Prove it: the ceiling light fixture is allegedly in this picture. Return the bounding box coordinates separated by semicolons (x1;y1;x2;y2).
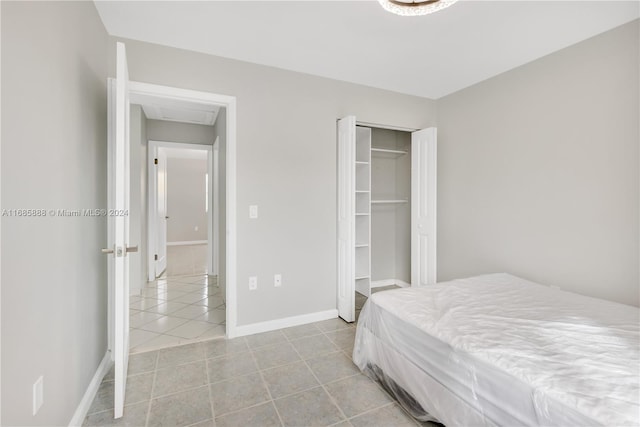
378;0;459;16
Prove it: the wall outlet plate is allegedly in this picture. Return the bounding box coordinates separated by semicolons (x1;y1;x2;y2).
249;276;257;290
274;274;282;287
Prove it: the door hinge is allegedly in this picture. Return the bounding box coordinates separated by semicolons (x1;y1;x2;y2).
154;158;158;165
154;254;158;261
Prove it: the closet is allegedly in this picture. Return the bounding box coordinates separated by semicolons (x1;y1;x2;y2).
337;116;437;322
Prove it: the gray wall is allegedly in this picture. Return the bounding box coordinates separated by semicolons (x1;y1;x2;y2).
113;37;437;325
437;20;640;306
130;104;148;294
370;128;411;284
1;1;109;425
213;108;227;292
167;157;208;242
147;119;215;145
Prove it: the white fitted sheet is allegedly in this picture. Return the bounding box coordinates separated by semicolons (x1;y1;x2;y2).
353;273;640;427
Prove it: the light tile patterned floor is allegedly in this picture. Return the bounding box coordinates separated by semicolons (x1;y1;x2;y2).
85;317;432;427
129;245;225;353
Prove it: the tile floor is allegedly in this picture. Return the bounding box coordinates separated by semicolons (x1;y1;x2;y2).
129;245;225;353
85;317;432;427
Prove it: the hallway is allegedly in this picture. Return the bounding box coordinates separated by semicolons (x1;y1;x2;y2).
129;244;225;353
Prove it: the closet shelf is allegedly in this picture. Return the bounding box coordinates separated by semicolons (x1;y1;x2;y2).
355;275;370;280
355;244;369;248
371;199;409;204
355;190;370;193
355;213;370;216
355;161;369;165
371;148;408;157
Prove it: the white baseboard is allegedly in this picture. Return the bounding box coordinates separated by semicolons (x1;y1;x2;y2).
371;279;411;288
68;351;112;426
167;240;207;246
233;309;338;338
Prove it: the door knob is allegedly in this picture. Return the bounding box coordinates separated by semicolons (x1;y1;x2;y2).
165;216;170;219
126;245;138;253
101;246;122;256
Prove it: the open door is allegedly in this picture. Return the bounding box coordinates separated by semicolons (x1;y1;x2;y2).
337;116;356;322
411;127;437;286
155;148;168;277
106;41;134;419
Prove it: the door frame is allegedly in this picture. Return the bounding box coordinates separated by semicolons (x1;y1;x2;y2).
147;140;213;281
212;137;220;276
128;80;238;338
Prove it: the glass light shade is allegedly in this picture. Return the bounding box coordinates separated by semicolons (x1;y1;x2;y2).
378;0;459;16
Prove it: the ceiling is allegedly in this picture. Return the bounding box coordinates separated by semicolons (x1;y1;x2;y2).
131;90;220;126
95;1;639;99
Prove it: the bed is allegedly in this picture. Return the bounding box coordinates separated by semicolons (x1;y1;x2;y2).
353;273;640;426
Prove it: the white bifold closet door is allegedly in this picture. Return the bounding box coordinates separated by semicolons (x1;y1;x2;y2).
411;128;437;287
337;116;356;322
337;117;437;322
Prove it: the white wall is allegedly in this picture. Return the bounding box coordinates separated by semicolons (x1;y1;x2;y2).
113;37;437;325
437;20;640;306
129;104;148;294
1;2;109;425
166;157;208;243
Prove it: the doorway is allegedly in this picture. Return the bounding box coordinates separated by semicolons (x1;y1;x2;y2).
127;108;227;352
114;80;238;355
148;141;214;281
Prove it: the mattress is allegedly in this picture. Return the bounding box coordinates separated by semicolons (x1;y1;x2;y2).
353;273;640;427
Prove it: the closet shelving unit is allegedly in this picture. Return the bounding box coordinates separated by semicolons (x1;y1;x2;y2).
351;126;411;297
370;144;409;206
354;127;372;296
371;199;408;204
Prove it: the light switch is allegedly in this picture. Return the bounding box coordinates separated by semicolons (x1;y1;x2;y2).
274;274;282;287
249;205;258;219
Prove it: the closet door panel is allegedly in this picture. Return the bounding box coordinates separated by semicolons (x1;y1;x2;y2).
337;116;356;322
411;127;437;286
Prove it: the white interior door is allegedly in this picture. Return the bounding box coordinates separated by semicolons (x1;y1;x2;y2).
156;148;168;276
411;127;437;286
337;116;356;322
111;41;132;419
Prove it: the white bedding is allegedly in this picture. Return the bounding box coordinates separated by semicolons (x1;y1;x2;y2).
353;273;640;426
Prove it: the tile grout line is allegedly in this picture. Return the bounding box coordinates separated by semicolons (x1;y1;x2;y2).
337;310;417;424
204;344;218;426
143;351;160;427
316;319;404;422
283;329;351;425
346;400;397;423
247;333;286;427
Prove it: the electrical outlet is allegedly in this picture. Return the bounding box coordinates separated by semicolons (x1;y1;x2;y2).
249;276;257;290
274;274;282;287
33;376;43;415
